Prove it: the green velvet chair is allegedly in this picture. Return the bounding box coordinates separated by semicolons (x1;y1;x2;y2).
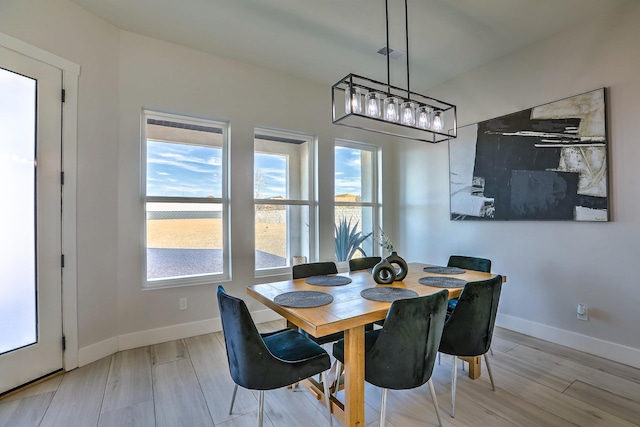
446;255;492;311
438;275;502;417
348;256;382;272
217;286;334;427
332;290;449;427
292;261;338;280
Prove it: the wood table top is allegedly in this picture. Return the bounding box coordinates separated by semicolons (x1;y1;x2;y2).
247;262;502;338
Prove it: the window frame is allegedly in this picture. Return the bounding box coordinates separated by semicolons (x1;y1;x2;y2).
334;139;381;260
254;127;317;277
141;110;230;289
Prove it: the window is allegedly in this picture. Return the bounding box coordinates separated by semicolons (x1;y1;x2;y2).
254;128;315;274
334;140;379;261
143;111;229;287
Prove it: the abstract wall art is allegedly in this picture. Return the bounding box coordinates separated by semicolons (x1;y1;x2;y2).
449;88;609;221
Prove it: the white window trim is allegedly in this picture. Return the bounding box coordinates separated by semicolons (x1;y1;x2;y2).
334;139;381;258
141;110;230;289
254;127;317;277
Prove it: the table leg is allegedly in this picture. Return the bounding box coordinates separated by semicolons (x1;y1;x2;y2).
344;325;365;427
459;356;481;379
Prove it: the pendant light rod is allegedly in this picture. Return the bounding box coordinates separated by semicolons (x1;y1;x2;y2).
404;0;410;99
385;0;391;94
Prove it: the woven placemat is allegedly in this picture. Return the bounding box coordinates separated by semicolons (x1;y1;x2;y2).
418;277;467;288
423;266;466;275
305;275;352;286
360;287;419;302
274;291;334;308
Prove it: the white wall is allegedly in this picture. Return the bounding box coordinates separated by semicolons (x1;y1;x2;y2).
396;1;640;367
11;0;637;369
1;0;401;364
115;31;397;341
0;0;120;351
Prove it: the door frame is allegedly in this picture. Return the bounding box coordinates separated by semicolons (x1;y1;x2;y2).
0;32;80;371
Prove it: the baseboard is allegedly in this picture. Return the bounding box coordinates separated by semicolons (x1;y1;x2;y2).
496;313;640;369
78;336;119;367
77;309;284;367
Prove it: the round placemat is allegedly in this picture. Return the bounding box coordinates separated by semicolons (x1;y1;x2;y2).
274;291;334;308
305;275;352;286
418;277;467;288
423;266;466;275
360;287;419;302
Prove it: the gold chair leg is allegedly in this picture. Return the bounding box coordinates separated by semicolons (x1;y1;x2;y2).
258;390;264;427
484;352;495;391
322;371;334;427
451;355;457;417
229;384;238;414
380;388;388;427
428;378;442;427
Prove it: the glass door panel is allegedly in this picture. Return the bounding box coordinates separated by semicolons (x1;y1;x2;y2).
0;68;37;355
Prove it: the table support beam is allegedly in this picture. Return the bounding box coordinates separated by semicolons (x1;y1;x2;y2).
344;326;365;426
460;356;481;379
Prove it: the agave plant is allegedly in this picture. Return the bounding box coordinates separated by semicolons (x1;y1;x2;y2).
335;217;373;262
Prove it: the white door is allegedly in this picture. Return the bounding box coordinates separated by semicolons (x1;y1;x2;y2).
0;45;63;394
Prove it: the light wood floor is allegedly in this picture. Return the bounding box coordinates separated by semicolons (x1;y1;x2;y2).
2;323;639;427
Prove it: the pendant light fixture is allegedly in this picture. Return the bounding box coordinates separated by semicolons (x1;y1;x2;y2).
331;0;457;143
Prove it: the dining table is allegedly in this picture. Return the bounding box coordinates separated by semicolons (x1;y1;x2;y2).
247;262;505;427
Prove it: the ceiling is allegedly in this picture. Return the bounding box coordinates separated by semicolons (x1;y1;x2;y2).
71;0;627;92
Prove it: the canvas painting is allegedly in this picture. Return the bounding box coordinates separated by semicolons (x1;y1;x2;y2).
449;88;608;221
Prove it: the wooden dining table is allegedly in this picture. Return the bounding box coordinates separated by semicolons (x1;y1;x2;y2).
247;262;504;427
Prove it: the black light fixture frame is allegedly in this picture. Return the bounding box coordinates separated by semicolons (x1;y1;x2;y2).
331;0;457;143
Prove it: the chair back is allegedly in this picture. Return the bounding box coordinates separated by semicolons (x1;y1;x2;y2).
448;255;491;273
439;275;502;357
292;262;338;279
348;256;382;272
217;286;279;389
365;290;449;390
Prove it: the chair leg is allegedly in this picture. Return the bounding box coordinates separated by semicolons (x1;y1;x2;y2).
451;355;457;417
229;384;238;414
438;352;441;365
484;352;496;391
380;388;388;427
258;390;264;427
322;371;334;427
428;378;442;427
332;360;343;392
490;346;494;356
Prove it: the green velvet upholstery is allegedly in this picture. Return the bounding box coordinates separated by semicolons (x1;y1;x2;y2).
446;255;492;311
217;286;331;390
447;255;491;273
333;290;449;389
438;275;502;357
437;275;501;417
292;261;338;279
348;256;382;272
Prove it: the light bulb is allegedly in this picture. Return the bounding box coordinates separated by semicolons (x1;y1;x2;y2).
401;102;416;126
344;86;362;114
432;111;444;132
416;106;433;129
383;96;400;122
366;92;382;118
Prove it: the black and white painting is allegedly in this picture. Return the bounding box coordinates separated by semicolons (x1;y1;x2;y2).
449;88;609;221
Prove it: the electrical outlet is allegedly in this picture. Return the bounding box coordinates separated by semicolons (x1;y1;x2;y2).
179;298;188;310
577;304;588;321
